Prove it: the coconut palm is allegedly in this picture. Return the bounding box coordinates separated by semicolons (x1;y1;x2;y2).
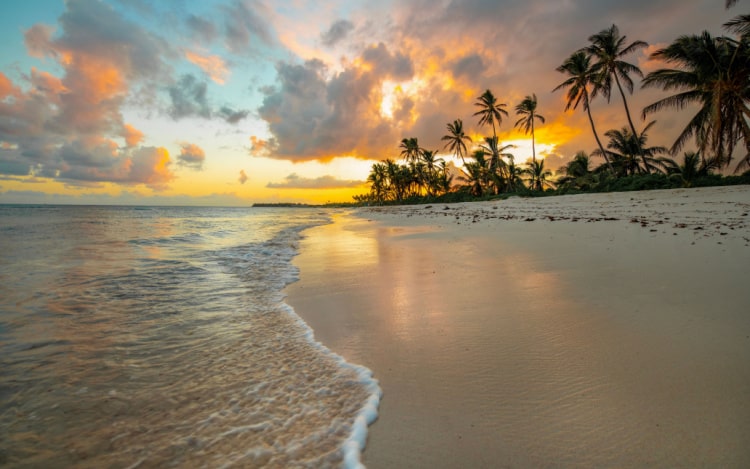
523;159;554;191
594;121;667;176
585;24;649;165
480;136;516;193
420;149;444;196
367;162;388;203
458;150;490;196
514;94;546;165
724;14;750;37
665;151;722;187
557;151;599;190
505;157;526;193
554;51;613;171
641;32;750;170
399;137;422;164
473;89;508;139
383;159;410;201
435;160;454;194
441;119;472;165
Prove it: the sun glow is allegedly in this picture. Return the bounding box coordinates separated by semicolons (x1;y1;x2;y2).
379;78;426;121
503;139;558;162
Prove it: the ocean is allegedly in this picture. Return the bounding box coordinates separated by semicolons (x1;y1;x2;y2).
0;205;380;468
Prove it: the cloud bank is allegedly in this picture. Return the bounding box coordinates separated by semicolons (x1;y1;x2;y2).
267;173;364;189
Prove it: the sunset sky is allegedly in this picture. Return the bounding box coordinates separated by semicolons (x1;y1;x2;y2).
0;0;740;205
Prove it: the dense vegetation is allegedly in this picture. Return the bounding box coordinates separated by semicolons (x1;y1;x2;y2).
355;10;750;205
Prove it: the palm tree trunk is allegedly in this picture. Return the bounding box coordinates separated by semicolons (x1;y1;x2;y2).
585;95;614;173
613;74;649;173
531;119;536;165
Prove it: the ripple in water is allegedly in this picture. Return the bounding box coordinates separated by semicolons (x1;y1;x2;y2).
0;206;380;468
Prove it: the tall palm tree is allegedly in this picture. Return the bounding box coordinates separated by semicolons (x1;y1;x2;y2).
441;119;472;165
399;137;422;164
641;32;750;170
585;24;649;163
554;51;613;171
473;89;508;139
514;94;546;165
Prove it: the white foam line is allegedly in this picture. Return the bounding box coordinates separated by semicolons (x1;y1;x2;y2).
279;302;382;469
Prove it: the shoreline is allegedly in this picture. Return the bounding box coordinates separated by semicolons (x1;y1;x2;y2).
286;185;750;467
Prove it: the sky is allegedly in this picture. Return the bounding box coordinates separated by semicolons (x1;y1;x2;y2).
0;0;742;205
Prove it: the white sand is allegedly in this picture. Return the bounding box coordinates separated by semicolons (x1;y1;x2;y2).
286;186;750;468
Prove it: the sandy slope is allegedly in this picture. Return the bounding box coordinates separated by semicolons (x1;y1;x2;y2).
287;185;750;468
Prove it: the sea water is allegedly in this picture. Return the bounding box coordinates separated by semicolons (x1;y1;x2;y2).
0;205;380;468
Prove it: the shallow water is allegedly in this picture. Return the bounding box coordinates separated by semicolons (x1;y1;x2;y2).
0;205;378;468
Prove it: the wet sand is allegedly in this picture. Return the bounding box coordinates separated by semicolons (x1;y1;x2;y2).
286;186;750;468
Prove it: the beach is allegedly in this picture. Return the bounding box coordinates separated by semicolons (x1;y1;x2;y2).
286;185;750;468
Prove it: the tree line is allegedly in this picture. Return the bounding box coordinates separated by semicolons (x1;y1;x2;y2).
356;9;749;204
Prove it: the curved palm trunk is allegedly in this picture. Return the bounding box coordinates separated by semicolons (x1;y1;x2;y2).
613;73;649;172
585;94;614;173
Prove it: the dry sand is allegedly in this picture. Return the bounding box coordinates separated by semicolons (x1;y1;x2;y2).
286;185;750;468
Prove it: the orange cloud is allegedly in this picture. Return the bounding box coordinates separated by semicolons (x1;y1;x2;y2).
0;72;21;99
185;50;229;84
122;124;144;147
30;68;68;104
250;136;272;156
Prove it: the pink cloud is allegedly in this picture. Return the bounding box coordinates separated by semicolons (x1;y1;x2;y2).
122;124;144;147
185;50;229;84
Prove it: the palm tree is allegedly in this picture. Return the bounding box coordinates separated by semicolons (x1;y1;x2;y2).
441;119;472;164
420;149;444;196
435;160;454;194
585;24;648;162
523;159;554;192
399;137;422;164
367;162;388;203
594;121;667;176
383;159;409;201
557;151;599;190
480;136;515;193
641;32;750;171
473;89;508;139
458;150;489;196
514;94;546;165
505;157;526;192
665;151;721;187
554;51;613;171
724;14;750;37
